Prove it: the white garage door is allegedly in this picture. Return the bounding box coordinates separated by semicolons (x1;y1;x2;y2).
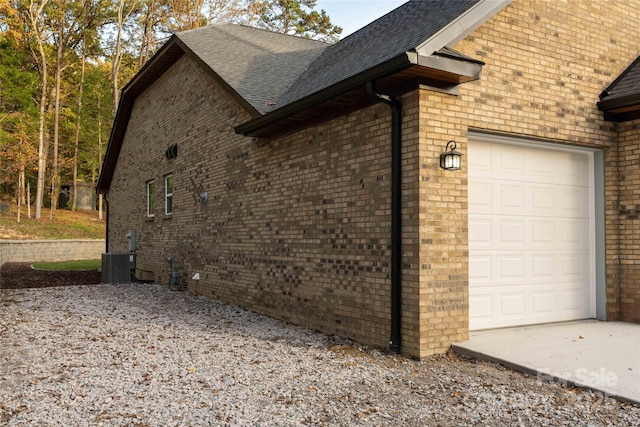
468;138;595;330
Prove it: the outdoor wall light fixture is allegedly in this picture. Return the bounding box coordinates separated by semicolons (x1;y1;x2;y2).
440;140;462;171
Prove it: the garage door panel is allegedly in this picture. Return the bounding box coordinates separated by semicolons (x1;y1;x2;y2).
468;181;493;212
557;153;590;186
472;251;590;285
499;184;526;211
528;150;555;182
557;219;590;248
498;219;526;247
469;294;493;322
470;282;592;330
530;220;556;247
500;293;526;317
531;186;556;212
499;256;526;282
556;283;592;313
469;255;492;283
531;254;555;279
468;218;492;247
470;181;588;219
470;216;587;250
555;187;590;218
468;143;493;173
497;145;526;176
468;141;590;185
469;139;595;330
532;291;555;314
557;253;590;281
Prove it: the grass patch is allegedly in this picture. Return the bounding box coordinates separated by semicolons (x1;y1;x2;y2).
0;207;105;240
32;259;102;271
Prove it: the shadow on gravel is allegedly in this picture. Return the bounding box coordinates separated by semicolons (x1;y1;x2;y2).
0;262;101;289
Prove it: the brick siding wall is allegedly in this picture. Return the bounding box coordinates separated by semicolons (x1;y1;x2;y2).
108;54;417;354
616;119;640;322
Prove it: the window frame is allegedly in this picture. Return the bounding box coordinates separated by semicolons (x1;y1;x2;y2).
146;180;155;217
165;175;173;216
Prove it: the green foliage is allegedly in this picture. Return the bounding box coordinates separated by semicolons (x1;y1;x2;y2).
251;0;342;42
0;37;39;116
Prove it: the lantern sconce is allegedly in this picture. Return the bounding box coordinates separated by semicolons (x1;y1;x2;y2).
440;140;462;171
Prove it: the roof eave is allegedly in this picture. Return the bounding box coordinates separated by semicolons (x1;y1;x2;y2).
597;93;640;112
417;53;483;82
234;53;415;136
234;51;483;137
598;94;640;122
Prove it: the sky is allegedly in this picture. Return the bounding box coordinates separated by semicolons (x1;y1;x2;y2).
316;0;409;37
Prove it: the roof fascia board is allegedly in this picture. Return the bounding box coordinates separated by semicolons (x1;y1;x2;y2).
122;35;182;95
235;53;414;135
417;54;483;81
173;37;261;118
598;93;640;113
415;0;512;56
97;93;133;193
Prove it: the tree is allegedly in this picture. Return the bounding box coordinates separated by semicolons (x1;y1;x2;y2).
71;0;106;210
0;36;39;216
23;0;51;220
136;0;168;68
249;0;341;42
48;0;107;214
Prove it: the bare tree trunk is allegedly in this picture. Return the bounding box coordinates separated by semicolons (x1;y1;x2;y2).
112;0;139;111
17;167;24;223
72;43;86;211
27;182;31;219
112;0;124;113
30;0;51;221
97;89;104;220
50;24;65;219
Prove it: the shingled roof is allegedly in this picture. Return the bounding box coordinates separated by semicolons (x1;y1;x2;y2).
279;0;484;107
98;0;511;193
598;55;640;122
177;25;327;115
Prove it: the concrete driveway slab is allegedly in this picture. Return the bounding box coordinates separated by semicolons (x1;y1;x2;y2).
453;321;640;405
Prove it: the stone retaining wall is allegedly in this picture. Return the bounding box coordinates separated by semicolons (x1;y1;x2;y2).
0;240;105;264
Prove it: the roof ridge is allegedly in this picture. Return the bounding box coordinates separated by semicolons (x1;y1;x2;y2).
177;22;330;47
176;22;230;36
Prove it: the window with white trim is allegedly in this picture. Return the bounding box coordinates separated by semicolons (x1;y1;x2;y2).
165;175;173;215
147;180;155;217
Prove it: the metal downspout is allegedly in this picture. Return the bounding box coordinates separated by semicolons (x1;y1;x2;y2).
366;81;402;354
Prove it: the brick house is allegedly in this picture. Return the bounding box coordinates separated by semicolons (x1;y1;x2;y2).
98;0;640;359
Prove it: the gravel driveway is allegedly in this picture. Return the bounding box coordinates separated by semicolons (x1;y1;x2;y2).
1;284;637;426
